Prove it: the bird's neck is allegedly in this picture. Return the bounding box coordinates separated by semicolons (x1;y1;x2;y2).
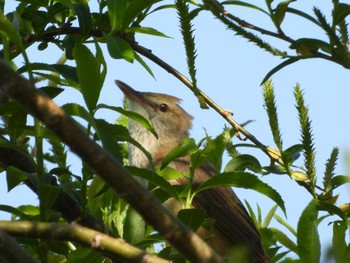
128;120;187;168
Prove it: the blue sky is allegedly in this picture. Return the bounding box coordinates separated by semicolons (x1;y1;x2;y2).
1;1;349;261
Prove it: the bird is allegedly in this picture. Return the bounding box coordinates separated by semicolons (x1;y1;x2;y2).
116;80;268;262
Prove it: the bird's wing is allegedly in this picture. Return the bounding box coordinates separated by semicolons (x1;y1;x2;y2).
171;158;267;262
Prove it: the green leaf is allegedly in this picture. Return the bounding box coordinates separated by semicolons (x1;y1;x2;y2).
224;154;263;173
124;208;146;245
73;0;92;36
177;208;207;231
17;63;78;83
67;247;104;263
135;53;155;79
297;200;320;263
333;3;350;26
331;175;350;189
332;220;349;263
273;0;295;27
97;103;157;138
94;119;124;161
315;200;345;220
38;86;64;98
126;26;170;38
6;166;29;192
274;214;297;237
161;138;197;169
281;144;303;165
38;184;62;211
73;44;103;112
108;0;127;33
122;0;161;28
290;38;332;55
195;172;286;215
0;205;35;220
127;166;180;200
262;204;278;228
270;227;297;250
221;1;269;15
261;57;300;85
61;103;94;124
105;34;134;62
0;11;23;48
287;8;320;26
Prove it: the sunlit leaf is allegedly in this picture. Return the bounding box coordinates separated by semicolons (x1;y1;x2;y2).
107;0;127;33
224;154;263;173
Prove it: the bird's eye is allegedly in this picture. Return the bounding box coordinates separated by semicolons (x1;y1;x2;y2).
159;103;168;112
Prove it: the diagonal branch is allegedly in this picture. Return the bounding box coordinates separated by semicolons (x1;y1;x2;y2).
0;60;220;263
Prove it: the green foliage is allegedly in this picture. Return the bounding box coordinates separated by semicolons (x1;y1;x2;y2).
0;0;349;262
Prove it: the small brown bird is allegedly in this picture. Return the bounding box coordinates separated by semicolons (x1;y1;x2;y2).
116;80;268;262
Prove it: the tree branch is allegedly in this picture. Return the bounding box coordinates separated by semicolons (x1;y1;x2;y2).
0;221;168;263
0;61;221;263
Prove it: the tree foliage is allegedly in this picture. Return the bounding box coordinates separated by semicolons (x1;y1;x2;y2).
0;0;349;262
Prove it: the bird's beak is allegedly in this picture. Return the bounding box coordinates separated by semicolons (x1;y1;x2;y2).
115;80;153;109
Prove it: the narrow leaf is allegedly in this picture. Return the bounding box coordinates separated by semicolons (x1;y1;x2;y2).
332;220;348;263
261;57;300;85
126;27;170;38
73;44;103;112
108;0;127;33
97;103;157;138
73;1;92;36
297;200;320;263
333;3;350;26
